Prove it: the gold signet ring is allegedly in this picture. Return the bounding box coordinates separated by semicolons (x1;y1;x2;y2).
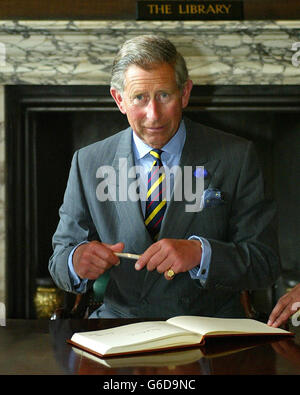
166;269;175;278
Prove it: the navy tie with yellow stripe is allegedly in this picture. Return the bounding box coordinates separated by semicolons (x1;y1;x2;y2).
144;149;167;240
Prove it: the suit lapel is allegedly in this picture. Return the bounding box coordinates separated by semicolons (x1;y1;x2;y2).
110;128;152;254
159;158;220;240
109;121;222;299
159;120;220;240
141;120;221;298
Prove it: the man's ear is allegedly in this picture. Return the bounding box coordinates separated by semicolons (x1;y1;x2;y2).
110;88;126;114
181;79;193;109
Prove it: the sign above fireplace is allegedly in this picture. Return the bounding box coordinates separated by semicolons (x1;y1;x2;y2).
0;0;299;21
136;1;244;21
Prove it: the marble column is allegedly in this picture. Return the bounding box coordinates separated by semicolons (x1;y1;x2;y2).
0;85;5;304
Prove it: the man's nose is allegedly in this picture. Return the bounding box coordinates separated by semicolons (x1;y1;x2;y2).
146;99;161;121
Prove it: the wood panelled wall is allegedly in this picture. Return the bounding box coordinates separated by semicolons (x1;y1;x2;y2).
0;0;299;20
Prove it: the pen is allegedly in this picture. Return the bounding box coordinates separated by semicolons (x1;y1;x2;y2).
114;252;141;261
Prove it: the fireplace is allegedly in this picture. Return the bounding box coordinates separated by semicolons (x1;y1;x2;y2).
1;19;300;318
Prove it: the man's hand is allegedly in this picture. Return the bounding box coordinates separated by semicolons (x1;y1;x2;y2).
135;239;202;280
268;283;300;327
73;241;124;280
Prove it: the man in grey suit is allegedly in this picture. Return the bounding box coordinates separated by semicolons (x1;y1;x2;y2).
49;35;280;319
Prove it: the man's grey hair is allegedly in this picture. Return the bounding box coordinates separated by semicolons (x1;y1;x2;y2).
110;35;189;92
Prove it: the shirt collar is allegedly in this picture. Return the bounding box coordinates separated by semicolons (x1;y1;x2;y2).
132;119;186;160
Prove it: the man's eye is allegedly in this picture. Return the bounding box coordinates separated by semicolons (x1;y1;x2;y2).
133;94;147;105
159;92;170;102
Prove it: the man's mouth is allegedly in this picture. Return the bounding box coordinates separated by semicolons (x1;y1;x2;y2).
144;125;165;132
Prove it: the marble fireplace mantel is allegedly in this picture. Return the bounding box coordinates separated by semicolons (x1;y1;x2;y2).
0;20;300;85
0;19;300;305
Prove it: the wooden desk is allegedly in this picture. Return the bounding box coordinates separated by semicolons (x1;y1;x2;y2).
1;319;300;376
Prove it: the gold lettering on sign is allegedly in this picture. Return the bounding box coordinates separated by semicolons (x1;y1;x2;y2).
206;4;216;14
147;4;173;15
179;3;232;15
222;4;232;14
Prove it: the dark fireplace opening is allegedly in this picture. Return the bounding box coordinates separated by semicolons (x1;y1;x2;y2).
5;85;300;318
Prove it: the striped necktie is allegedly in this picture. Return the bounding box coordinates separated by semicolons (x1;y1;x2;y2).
144;149;167;240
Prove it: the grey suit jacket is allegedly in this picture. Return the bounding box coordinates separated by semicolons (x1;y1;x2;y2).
49;118;280;318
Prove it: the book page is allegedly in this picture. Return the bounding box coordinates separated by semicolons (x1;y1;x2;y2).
71;321;202;355
167;316;291;336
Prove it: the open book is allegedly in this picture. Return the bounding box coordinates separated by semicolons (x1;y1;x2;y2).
68;315;293;358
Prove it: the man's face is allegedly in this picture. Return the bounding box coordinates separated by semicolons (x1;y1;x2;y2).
111;62;193;149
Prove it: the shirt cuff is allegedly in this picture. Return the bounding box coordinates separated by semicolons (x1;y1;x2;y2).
188;236;212;286
68;241;89;292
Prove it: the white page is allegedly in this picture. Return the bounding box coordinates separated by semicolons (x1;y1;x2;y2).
71;321;202;355
167;316;290;336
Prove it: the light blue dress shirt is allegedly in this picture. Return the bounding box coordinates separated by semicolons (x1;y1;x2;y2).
68;120;211;290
